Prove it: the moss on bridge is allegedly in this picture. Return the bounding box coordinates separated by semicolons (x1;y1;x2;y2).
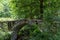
0;18;15;22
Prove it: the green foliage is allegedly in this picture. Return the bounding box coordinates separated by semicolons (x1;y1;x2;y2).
0;0;60;40
9;0;40;19
0;30;11;40
0;0;11;18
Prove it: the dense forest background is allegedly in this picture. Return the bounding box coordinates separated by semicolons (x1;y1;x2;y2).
0;0;60;40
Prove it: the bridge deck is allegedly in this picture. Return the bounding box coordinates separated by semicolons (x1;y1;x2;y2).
0;18;16;22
